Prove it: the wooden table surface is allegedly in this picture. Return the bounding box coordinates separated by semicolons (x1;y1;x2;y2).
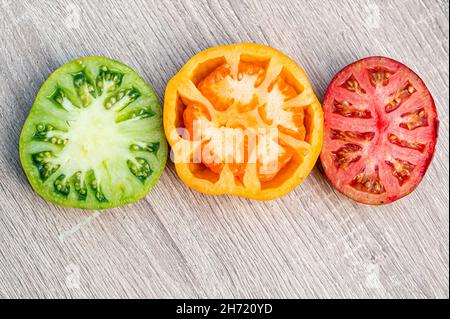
0;0;448;299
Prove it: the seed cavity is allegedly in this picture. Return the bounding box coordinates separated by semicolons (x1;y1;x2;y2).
104;87;141;111
33;124;68;146
54;174;70;196
351;169;385;194
330;129;375;142
385;81;416;113
33;123;53;139
127;157;153;182
73;71;96;107
96;66;124;96
388;133;426;153
332;100;372;118
369;68;393;87
32;151;60;181
49;137;66;145
385;158;416;186
50;88;69;109
49;87;81;112
147;142;160;154
342;75;366;94
84;171;108;202
332;143;363;169
400;108;428;130
116;107;155;123
70;171;87;200
129;142;160;154
95;191;107;202
52;90;64;105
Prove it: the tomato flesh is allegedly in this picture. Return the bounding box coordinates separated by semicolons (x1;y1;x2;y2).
320;56;438;205
183;62;305;182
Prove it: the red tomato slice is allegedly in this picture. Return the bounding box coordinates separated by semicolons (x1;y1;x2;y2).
320;56;439;205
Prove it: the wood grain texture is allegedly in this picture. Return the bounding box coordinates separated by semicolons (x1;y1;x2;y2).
0;0;448;299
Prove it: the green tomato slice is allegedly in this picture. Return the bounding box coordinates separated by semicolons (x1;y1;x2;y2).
20;57;168;209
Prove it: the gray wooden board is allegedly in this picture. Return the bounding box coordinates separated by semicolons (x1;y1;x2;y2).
0;0;448;299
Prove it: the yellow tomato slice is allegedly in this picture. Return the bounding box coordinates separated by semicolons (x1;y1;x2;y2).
164;44;323;200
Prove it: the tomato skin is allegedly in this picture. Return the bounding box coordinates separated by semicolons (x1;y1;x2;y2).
320;56;439;205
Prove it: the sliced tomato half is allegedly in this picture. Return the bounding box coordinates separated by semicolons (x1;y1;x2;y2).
320;56;439;205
